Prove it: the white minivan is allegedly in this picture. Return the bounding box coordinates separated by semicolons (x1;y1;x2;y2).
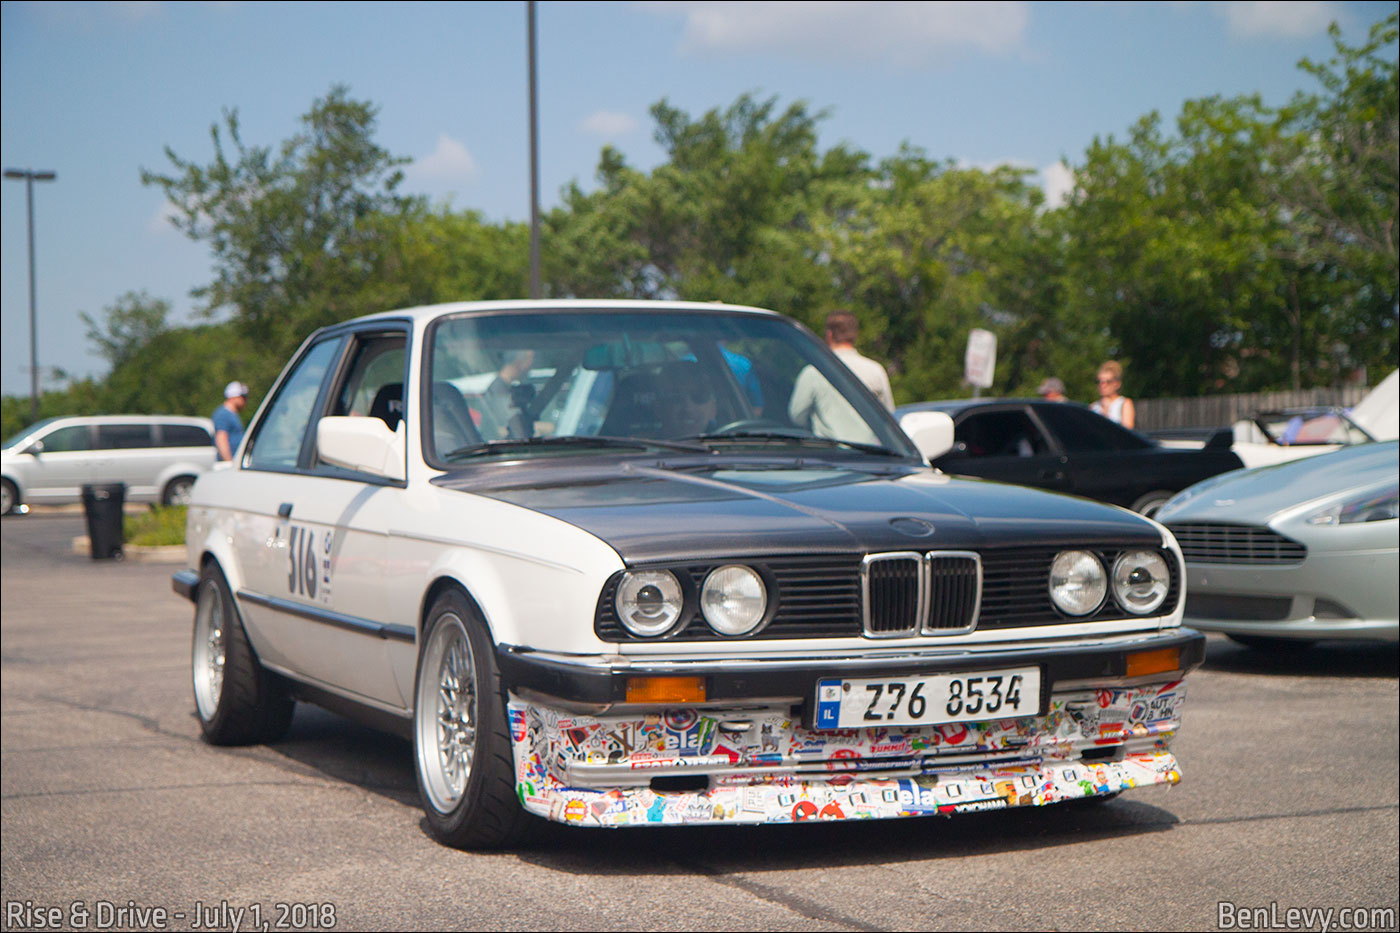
2;415;216;514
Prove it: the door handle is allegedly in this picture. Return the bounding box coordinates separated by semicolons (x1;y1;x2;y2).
278;502;293;519
1039;470;1065;481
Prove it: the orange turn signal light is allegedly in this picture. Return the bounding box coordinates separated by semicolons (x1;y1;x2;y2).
626;676;706;704
1126;647;1181;679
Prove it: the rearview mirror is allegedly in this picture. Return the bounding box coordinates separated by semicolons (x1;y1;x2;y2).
899;411;956;462
317;416;406;482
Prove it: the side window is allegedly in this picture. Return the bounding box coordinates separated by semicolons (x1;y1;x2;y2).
246;339;341;471
331;334;407;430
37;425;93;452
157;424;213;447
96;424;154;450
1038;405;1135;452
955;410;1049;458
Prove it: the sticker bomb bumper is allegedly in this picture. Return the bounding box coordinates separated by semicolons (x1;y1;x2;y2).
509;682;1185;826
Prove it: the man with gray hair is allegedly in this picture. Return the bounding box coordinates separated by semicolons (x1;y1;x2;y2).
1037;377;1067;402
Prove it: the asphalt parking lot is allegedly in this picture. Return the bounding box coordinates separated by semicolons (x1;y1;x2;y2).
2;512;1397;932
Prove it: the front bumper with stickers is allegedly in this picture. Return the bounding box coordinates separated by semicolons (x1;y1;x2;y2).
507;632;1199;827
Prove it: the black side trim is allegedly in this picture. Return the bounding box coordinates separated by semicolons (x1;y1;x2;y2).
284;679;412;740
237;590;416;643
172;569;199;603
498;629;1207;706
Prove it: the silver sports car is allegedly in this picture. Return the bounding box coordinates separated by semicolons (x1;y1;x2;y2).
1158;440;1398;647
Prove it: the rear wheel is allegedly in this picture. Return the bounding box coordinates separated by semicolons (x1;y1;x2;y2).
413;589;535;849
162;475;196;506
192;563;294;744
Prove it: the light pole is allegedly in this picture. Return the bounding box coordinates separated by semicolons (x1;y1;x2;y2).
526;0;541;299
4;167;57;423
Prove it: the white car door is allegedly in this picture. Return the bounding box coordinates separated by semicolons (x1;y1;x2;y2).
232;328;412;711
93;422;164;498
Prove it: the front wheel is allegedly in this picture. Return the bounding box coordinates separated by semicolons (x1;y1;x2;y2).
1130;490;1174;518
413;590;535;849
1;479;16;516
192;563;294;745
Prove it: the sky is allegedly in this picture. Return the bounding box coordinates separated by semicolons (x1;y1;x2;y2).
2;0;1396;397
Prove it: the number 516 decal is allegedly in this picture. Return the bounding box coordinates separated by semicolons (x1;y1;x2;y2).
287;525;329;599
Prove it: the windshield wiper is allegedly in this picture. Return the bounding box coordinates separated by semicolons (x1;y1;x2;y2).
442;435;710;462
686;430;907;458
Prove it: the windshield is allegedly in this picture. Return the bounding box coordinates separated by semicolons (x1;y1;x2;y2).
425;309;917;464
2;417;59;451
1255;411;1372;446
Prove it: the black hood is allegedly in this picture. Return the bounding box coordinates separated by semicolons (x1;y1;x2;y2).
433;458;1161;564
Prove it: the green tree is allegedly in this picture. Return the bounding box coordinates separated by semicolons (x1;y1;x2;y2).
1269;12;1399;384
546;95;863;325
80;291;171;370
813;149;1069;401
100;323;264;419
141;85;420;359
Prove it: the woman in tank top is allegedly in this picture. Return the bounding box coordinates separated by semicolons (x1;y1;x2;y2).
1091;360;1136;428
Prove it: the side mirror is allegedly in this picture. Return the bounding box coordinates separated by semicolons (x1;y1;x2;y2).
317;416;406;482
899;411;956;462
24;440;44;456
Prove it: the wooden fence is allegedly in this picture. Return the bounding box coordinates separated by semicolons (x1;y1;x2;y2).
1135;386;1372;432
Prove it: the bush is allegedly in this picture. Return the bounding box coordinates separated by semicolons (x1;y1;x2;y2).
124;505;187;547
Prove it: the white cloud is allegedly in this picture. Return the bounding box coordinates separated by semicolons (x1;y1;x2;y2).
1040;162;1075;208
1217;1;1340;38
408;134;479;182
641;1;1029;65
580;110;640;138
951;158;1076;209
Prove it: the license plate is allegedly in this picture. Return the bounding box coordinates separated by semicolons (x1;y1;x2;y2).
814;667;1041;730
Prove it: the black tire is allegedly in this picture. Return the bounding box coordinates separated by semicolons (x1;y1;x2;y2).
1227;634;1316;651
191;562;295;745
162;475;197;506
1129;490;1174;518
413;589;536;849
1;478;17;516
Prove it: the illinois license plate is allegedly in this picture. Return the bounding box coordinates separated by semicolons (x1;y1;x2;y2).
814;667;1041;730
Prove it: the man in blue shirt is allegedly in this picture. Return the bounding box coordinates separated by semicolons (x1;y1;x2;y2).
213;380;249;461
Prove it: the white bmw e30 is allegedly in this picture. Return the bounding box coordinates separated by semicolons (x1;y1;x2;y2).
173;299;1203;848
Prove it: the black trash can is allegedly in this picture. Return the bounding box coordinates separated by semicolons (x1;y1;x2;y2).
82;482;126;560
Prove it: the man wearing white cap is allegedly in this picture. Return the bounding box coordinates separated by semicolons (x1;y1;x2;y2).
213;380;249;461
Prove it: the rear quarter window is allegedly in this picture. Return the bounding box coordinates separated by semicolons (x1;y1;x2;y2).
157;424;213;447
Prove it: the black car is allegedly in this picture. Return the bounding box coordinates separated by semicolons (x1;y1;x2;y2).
896;398;1243;516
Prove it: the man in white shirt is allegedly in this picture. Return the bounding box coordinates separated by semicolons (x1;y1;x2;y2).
822;309;894;410
788;309;893;445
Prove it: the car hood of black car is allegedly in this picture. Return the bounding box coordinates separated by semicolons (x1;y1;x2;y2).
434;458;1163;563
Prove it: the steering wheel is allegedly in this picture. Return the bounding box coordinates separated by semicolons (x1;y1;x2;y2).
708;418;802;436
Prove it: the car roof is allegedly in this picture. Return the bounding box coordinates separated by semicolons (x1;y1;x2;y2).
29;414;212;426
339;298;787;328
896;398;1080;415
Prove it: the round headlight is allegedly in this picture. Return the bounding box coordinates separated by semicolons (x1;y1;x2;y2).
1112;550;1170;615
615;570;684;637
700;565;767;635
1049;550;1107;616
